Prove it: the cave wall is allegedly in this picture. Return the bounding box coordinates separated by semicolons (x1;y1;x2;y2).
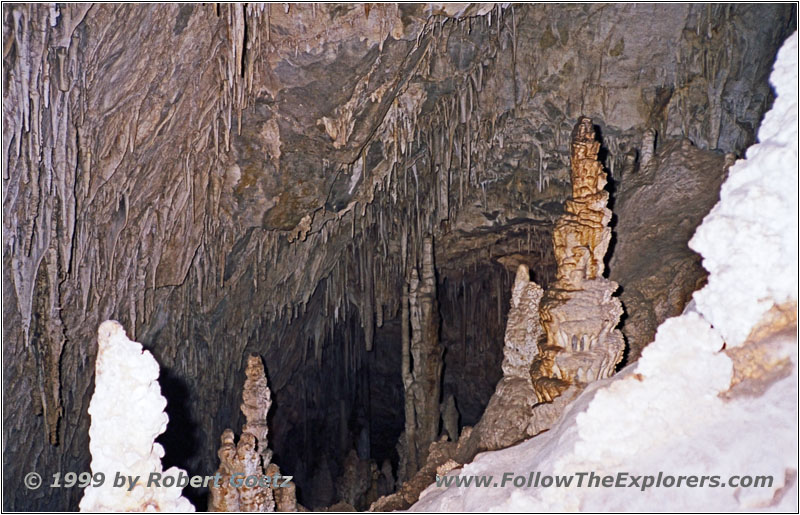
3;3;795;510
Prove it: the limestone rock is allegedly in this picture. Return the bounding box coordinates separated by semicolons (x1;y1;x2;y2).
210;355;298;512
449;262;545;461
2;4;794;511
501;265;545;378
266;462;298;513
471;377;537;451
609;138;729;362
370;438;458;512
410;32;799;513
439;394;459;443
336;450;372;510
402;235;444;477
236;433;273;512
689;29;799;348
241;354;273;464
208;429;241;512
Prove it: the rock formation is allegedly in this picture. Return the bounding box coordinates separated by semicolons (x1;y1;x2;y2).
2;4;795;511
400;235;444;481
609;138;729;362
461;265;544;454
241;355;273;466
336;449;372;510
532;117;625;402
209;355;297;512
460;118;625;461
410;30;798;513
79;321;194;512
502;265;546;379
371;429;474;512
439;394;459;443
374;123;628;503
267;462;298;513
208;429;241;512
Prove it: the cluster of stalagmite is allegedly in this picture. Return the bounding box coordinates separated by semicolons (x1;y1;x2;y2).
376;118;627;510
445;117;626;467
413;34;799;511
79;321;194;512
370;122;627;506
209;355;297;512
532;117;625;402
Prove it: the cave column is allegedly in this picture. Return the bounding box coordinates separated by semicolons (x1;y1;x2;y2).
401;235;443;480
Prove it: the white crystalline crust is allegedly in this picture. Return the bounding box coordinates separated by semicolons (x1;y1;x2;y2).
689;31;798;348
411;32;798;513
79;320;194;512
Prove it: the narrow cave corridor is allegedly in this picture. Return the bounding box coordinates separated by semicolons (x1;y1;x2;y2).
2;3;797;512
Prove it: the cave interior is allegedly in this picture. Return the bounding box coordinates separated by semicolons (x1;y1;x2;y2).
2;3;797;511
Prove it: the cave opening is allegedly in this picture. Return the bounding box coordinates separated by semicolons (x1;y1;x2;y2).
3;3;796;512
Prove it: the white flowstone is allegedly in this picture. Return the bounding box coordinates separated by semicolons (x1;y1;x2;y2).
689;31;798;348
79;320;194;512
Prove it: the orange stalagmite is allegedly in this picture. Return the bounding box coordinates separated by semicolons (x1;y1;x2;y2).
451;117;627;465
533;116;624;403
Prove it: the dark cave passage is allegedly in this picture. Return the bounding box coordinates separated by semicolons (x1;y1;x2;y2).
151;239;558;510
219;254;557;510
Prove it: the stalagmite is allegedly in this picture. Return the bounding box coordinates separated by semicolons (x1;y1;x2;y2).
209;355;298;512
461;264;545;454
209;429;241;512
439;394;459;443
234;433;271;512
530;116;624;421
79;321;194;512
411;33;798;512
639;128;657;169
448;117;624;466
399;264;417;483
4;4;793;512
267;463;298;512
336;449;372;509
241;354;273;465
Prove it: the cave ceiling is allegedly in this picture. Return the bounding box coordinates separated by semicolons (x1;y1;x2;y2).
2;2;795;511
